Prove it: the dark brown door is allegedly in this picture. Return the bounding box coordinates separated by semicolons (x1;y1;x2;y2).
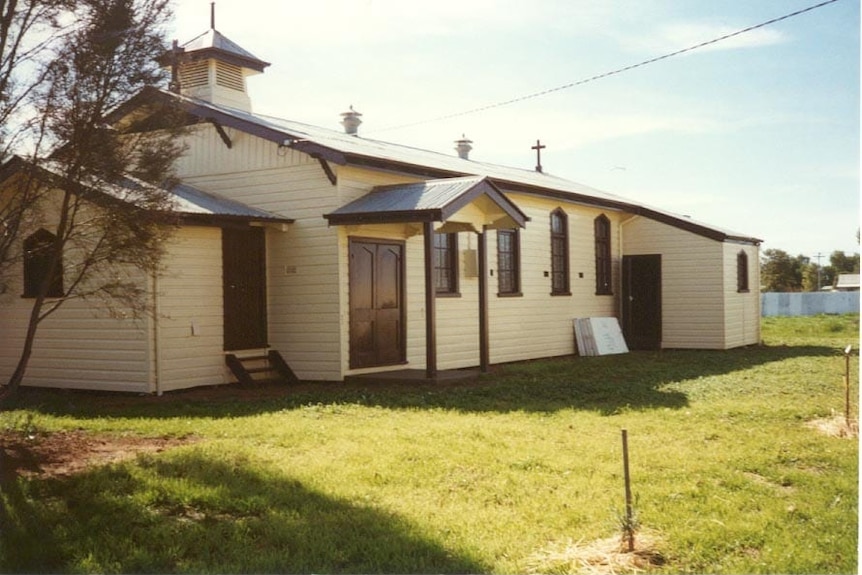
349;239;405;369
223;227;267;351
622;254;662;350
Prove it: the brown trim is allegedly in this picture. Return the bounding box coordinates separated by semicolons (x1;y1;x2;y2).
423;222;437;378
317;158;337;186
208;118;232;149
478;227;489;373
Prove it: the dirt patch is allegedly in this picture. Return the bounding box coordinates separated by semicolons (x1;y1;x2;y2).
806;414;858;438
524;530;666;574
0;430;196;483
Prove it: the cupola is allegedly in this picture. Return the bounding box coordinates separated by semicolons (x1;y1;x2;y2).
161;6;269;112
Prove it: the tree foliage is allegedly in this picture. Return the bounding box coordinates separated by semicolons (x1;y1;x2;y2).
762;248;860;292
0;0;185;399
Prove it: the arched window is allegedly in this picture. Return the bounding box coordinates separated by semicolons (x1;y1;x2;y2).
23;229;63;298
594;214;612;295
737;250;749;293
550;209;569;295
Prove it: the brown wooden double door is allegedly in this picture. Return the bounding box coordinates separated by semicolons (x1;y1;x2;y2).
349;239;405;369
223;227;268;351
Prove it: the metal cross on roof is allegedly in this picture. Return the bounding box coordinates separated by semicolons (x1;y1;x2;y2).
532;139;546;173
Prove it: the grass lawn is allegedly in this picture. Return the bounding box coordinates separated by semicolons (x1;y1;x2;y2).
1;314;858;573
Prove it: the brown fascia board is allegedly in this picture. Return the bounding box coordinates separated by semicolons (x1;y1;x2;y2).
324;210;441;226
178;212;293;227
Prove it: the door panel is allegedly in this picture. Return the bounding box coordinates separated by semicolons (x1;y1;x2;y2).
622;254;662;350
223;227;267;351
349;240;405;369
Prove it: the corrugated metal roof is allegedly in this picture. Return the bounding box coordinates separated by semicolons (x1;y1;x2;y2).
326;175;528;226
123;89;762;244
0;156;291;224
169;182;291;222
336;177;484;214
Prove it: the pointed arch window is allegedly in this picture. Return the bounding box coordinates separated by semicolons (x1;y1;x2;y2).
23;229;63;298
737;250;749;293
594;214;612;295
550;208;570;295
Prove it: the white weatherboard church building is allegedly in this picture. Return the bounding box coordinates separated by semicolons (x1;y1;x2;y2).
0;24;762;394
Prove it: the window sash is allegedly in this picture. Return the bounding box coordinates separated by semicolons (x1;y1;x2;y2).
595;215;612;295
434;232;458;294
497;229;520;294
550;210;569;294
737;251;749;292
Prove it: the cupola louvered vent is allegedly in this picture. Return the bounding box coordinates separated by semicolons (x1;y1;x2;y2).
180;60;209;89
216;61;244;91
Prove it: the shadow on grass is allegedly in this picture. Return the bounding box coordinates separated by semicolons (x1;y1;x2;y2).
7;344;848;419
0;450;487;574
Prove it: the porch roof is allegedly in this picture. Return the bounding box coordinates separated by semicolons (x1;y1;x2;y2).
170;182;293;224
323;175;528;228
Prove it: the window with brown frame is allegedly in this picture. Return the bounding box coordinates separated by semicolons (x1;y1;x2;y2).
594;214;612;295
434;232;459;295
737;250;749;292
550;209;570;295
23;228;63;298
497;229;521;295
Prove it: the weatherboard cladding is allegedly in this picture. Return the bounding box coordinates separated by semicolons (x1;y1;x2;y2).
117;88;760;245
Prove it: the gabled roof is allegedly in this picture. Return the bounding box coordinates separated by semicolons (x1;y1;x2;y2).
324;175;528;227
111;88;761;245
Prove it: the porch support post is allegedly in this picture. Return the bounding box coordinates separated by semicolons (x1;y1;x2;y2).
478;226;490;372
423;221;437;379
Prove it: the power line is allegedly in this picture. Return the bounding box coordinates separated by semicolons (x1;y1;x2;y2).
371;0;842;134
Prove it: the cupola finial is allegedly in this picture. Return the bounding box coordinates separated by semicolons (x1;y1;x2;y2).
210;2;215;29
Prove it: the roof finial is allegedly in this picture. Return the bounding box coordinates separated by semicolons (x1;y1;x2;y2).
210;2;215;29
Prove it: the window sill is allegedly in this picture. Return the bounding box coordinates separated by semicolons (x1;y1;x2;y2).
595;291;614;296
435;292;462;298
497;292;523;298
550;291;572;297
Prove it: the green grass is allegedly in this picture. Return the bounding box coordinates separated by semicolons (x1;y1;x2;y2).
1;314;858;573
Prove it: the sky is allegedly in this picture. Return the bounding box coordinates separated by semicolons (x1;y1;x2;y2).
168;0;860;261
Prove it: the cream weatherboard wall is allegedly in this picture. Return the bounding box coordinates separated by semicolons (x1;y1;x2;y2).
0;190;152;392
487;194;621;364
153;226;227;392
331;183;626;377
174;123;346;381
722;241;761;348
620;215;758;349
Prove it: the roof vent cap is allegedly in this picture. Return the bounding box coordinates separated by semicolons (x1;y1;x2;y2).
454;134;473;160
341;106;362;135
